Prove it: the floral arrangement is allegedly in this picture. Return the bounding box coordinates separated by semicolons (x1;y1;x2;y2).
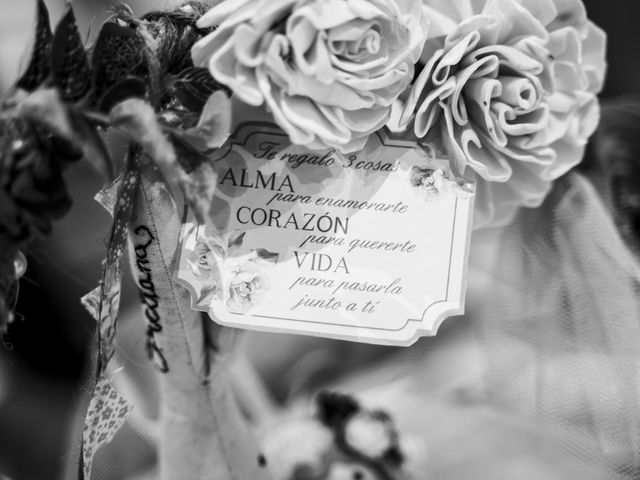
184;227;279;313
0;1;231;332
0;0;606;332
0;0;606;479
192;0;428;153
192;0;606;228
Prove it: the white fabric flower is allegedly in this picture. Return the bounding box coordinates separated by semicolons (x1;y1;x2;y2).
192;0;429;153
259;419;334;480
396;0;606;227
344;413;394;459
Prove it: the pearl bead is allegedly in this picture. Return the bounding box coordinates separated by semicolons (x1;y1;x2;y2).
14;251;27;280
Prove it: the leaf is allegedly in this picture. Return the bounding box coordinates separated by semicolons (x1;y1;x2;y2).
91;22;146;106
181;91;232;151
98;77;147;113
51;5;91;102
16;0;53;92
252;249;279;265
227;231;246;249
174;67;230;113
197;284;218;307
169;130;210;173
17;88;76;142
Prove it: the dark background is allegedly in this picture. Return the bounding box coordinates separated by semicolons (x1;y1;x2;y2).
0;1;639;479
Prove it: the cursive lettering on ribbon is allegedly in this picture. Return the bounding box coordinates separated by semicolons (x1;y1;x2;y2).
133;225;168;373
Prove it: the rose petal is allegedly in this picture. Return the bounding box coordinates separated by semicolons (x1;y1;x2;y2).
288;19;335;82
548;0;588;32
334;105;390;133
196;0;255;29
256;69;315;146
482;0;549;43
423;0;479;24
233;24;268;68
582;22;607;94
413;77;457;137
518;0;558;27
280;96;354;145
288;0;390;30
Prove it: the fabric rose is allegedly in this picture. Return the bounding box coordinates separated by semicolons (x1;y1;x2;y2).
344;412;396;459
225;261;270;313
395;0;606;227
192;0;429;153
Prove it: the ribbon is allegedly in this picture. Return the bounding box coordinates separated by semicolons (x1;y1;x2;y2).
126;159;270;480
74;149;140;479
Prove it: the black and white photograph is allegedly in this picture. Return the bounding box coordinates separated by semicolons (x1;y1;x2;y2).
1;0;639;479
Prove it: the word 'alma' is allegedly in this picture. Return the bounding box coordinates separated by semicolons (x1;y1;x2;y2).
219;167;295;193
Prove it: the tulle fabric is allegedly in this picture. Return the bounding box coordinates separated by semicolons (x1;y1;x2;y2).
473;172;640;477
334;172;640;479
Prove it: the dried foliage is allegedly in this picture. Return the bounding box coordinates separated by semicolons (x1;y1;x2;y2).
0;1;230;331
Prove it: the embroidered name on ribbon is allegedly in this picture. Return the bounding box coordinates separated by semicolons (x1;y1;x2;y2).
133;225;168;372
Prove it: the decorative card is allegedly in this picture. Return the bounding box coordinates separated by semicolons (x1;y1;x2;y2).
177;122;475;346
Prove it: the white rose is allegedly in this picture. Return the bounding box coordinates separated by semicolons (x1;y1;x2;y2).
396;0;607;227
192;0;429;153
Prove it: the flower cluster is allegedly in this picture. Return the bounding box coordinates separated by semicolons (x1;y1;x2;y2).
185;229;278;313
193;0;606;227
0;0;231;329
257;391;421;480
